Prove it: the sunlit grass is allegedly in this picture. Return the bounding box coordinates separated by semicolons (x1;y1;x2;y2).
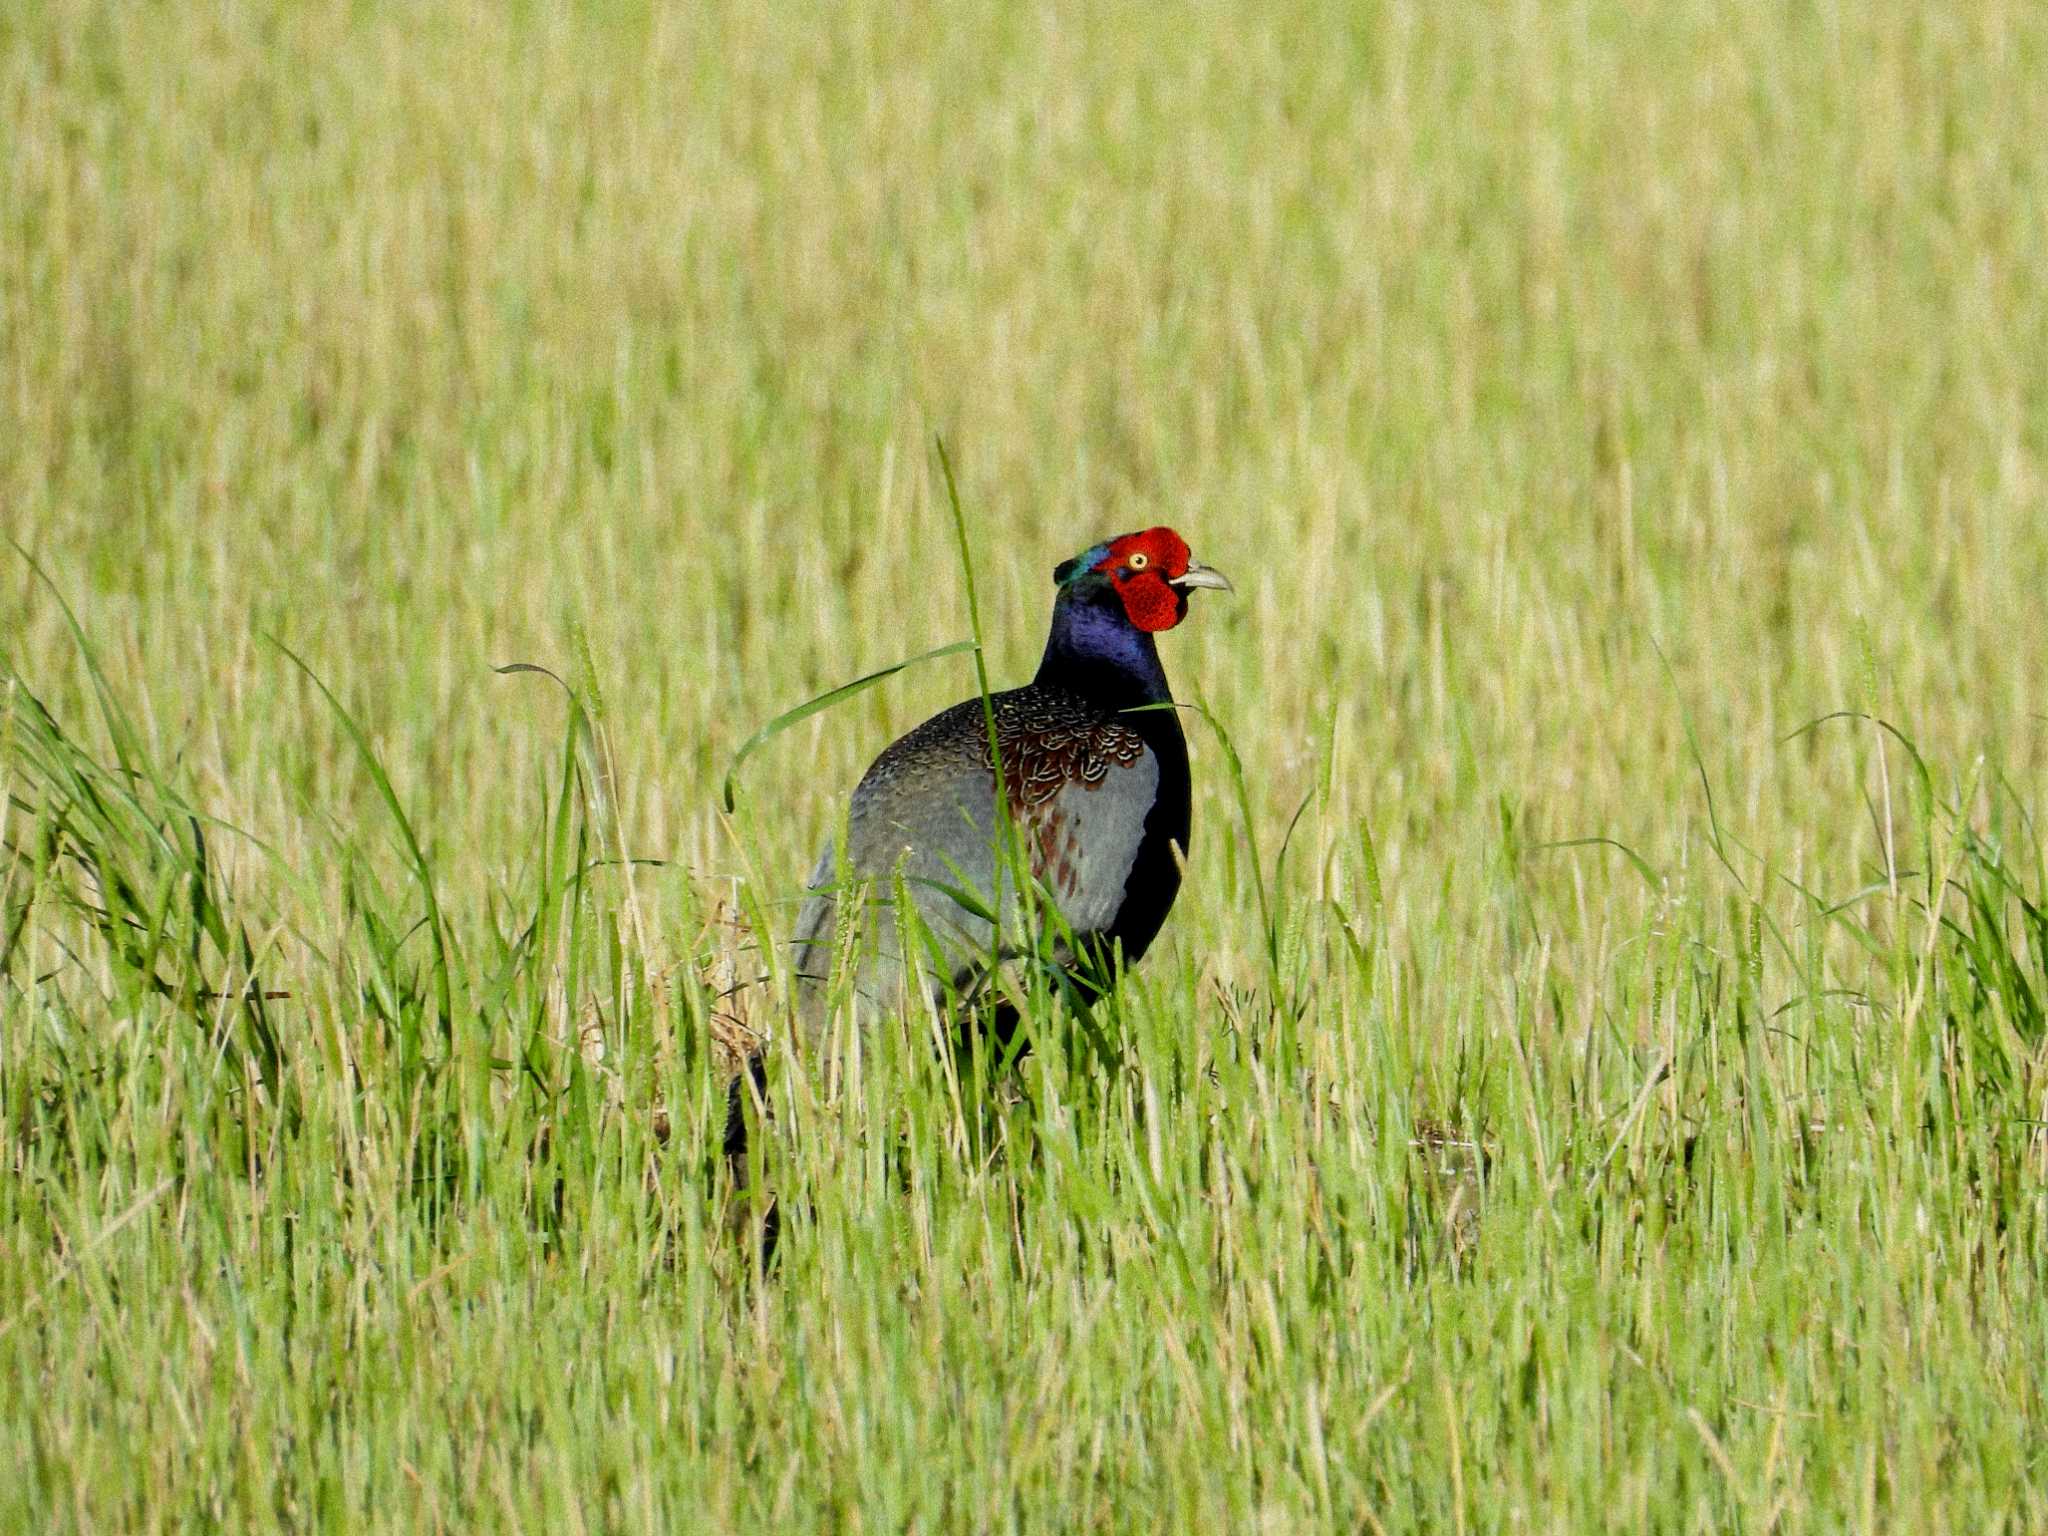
5;0;2048;1528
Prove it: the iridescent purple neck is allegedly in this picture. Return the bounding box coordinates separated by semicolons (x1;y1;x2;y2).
1034;589;1172;707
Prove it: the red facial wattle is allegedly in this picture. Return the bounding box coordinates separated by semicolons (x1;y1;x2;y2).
1094;527;1194;633
1114;571;1187;631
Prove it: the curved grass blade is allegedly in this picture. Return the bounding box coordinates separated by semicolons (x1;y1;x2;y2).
1271;790;1315;904
495;659;611;852
267;634;455;1043
935;434;1043;1020
720;640;977;812
1782;709;1935;800
7;536;146;781
1535;836;1662;892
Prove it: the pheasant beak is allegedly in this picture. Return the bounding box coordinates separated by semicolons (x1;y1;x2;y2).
1169;559;1234;594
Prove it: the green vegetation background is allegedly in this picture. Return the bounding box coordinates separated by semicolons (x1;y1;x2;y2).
4;0;2046;1529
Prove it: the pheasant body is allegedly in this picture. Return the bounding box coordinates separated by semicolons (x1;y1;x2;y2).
790;526;1228;1036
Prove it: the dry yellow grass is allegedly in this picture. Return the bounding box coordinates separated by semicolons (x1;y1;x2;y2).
5;1;2047;1528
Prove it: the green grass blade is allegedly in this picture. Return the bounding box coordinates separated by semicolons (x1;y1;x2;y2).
268;635;456;1045
720;639;977;812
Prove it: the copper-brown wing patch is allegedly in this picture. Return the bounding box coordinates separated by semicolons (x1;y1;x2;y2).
976;697;1148;897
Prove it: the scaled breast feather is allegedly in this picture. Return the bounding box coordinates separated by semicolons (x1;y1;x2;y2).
977;694;1149;811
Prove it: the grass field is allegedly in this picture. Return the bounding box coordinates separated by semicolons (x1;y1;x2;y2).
6;0;2048;1528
